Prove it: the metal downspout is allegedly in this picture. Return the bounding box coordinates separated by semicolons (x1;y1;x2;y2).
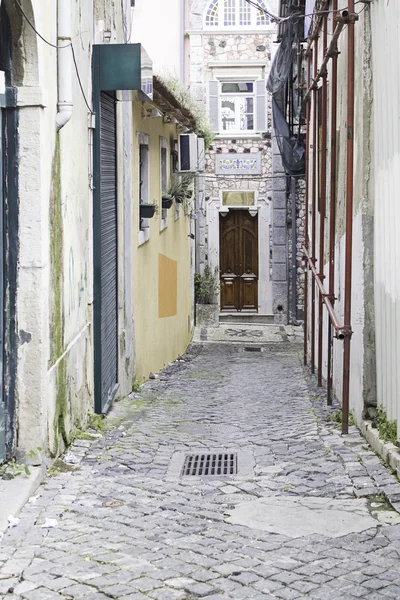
56;0;73;131
327;0;339;406
317;16;328;387
342;0;356;434
311;38;318;374
291;176;298;325
304;53;311;366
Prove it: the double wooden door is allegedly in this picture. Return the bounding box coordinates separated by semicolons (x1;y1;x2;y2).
220;210;258;312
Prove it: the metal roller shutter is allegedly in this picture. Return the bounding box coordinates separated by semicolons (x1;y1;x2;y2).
98;91;118;413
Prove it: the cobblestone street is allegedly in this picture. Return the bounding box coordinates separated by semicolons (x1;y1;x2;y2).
2;334;400;600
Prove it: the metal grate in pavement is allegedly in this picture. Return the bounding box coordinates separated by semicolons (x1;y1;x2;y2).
181;452;238;476
244;346;262;352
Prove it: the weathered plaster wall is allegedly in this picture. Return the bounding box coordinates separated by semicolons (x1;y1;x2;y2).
9;0;132;458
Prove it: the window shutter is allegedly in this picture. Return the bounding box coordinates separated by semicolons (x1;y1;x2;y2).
208;80;219;133
256;79;267;132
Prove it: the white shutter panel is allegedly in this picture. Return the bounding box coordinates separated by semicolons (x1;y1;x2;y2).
256;79;267;132
208;80;219;133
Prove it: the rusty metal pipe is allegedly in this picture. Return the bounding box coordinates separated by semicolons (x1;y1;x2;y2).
327;0;339;406
317;15;328;387
342;1;356;435
304;53;311;367
311;39;318;374
306;0;329;54
304;17;349;102
302;246;348;340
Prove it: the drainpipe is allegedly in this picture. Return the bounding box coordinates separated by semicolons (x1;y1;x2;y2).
303;52;311;366
291;176;300;325
56;0;73;131
341;0;356;434
317;15;328;387
327;0;338;406
311;37;318;374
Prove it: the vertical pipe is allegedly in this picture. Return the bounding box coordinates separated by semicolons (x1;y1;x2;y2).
56;0;73;131
311;39;318;374
327;0;338;406
317;16;328;386
342;1;355;434
304;53;311;366
291;176;297;323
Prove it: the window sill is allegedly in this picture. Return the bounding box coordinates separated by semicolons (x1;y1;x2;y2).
138;228;150;246
214;132;264;139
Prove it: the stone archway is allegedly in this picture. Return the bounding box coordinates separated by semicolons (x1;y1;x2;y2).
3;0;39;86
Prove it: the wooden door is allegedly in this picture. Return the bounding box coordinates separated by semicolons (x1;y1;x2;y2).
220;210;258;312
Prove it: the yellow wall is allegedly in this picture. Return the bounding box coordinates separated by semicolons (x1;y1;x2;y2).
132;102;193;381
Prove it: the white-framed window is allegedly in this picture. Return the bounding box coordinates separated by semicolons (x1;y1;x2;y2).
160;137;168;231
208;78;267;135
205;0;270;29
220;81;255;132
138;133;150;245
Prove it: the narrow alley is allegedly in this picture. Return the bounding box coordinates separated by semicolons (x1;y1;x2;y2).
1;332;400;600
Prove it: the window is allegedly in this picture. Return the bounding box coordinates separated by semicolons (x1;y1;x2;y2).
205;0;270;28
221;82;254;132
160;137;169;230
138;133;150;244
208;78;267;135
222;191;255;206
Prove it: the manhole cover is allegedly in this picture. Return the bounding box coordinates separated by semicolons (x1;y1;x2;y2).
181;452;238;476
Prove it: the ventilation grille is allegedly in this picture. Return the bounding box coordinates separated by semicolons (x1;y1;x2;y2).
181;453;238;476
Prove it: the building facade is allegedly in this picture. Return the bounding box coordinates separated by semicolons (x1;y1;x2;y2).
188;0;298;322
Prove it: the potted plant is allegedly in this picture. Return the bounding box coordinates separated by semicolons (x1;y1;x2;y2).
140;202;158;219
161;194;174;209
167;174;194;204
195;265;220;327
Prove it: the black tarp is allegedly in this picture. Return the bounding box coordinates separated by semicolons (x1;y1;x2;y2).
267;21;305;175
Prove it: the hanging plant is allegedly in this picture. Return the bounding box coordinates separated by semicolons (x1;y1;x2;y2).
140;203;158;219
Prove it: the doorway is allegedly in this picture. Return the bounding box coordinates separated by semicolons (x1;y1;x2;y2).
219;210;258;312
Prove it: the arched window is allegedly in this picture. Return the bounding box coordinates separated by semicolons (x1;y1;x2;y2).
205;0;270;29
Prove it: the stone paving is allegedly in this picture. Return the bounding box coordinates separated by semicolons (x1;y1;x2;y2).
2;336;400;599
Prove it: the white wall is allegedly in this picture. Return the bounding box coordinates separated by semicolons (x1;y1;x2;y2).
131;0;184;79
371;1;400;436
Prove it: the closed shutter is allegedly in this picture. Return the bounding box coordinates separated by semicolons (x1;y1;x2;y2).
256;79;267;132
208;80;219;133
98;92;118;413
0;109;4;462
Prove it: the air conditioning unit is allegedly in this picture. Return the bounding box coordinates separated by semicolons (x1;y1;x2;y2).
178;133;198;172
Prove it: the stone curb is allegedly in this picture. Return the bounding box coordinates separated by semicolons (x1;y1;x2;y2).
0;464;45;534
360;419;400;477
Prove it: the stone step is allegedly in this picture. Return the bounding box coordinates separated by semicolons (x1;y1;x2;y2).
219;313;275;325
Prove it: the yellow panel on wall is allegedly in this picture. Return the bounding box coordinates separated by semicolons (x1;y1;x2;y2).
158;253;178;318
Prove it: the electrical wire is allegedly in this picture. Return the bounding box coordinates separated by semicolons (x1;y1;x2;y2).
245;0;368;25
14;0;94;114
71;44;94;115
14;0;68;49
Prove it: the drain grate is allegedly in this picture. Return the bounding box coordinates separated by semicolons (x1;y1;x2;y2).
181;452;238;476
244;346;262;352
